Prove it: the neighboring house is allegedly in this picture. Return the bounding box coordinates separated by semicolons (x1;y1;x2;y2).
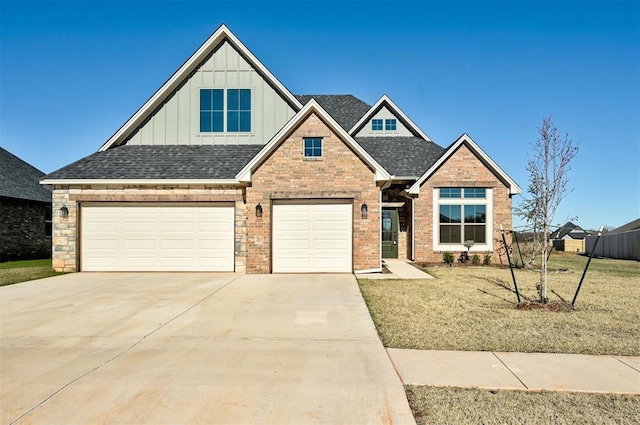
1;147;52;262
41;25;521;273
549;221;591;253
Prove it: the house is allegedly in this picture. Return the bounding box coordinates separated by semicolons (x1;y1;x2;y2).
549;221;591;253
1;147;52;262
41;25;521;273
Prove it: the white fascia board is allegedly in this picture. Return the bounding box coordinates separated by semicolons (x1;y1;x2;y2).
348;95;432;141
236;99;391;182
98;24;302;152
39;179;242;186
407;133;523;195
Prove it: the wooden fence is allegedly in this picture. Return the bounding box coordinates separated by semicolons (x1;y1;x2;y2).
585;230;640;261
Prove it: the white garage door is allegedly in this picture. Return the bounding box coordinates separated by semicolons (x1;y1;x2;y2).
272;201;352;273
81;203;234;271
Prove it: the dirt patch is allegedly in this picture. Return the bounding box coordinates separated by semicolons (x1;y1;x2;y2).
517;300;574;312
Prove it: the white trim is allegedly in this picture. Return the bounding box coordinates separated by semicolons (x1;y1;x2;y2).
411;196;415;261
348;95;432;141
40;179;242;186
354;268;383;274
98;24;302;152
235;99;391;182
432;187;494;252
408;133;522;195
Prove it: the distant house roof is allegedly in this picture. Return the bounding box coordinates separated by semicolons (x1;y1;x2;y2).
0;147;51;203
609;218;640;234
356;137;445;178
295;95;371;131
549;222;591;240
42;145;264;182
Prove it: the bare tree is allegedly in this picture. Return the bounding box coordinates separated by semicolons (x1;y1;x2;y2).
521;116;579;302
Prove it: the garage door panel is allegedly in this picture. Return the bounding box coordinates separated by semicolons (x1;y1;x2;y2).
272;202;352;273
82;203;234;272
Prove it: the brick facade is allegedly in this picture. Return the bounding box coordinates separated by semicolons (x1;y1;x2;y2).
50;185;245;272
414;144;513;263
245;112;381;273
0;198;51;262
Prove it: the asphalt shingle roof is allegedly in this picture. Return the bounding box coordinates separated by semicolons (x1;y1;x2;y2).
356;137;446;178
295;95;371;131
44;145;264;180
0;147;51;203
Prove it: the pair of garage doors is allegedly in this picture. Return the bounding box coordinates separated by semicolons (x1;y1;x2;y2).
81;201;352;272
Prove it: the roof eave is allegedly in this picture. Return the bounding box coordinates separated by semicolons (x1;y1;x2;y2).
40;178;243;186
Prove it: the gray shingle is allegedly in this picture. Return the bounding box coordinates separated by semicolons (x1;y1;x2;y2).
296;95;371;131
43;145;264;180
0;147;51;203
356;137;445;178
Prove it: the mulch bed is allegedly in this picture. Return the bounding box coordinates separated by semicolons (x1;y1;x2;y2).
517;300;574;312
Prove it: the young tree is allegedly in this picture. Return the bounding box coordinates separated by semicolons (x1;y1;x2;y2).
521;116;579;302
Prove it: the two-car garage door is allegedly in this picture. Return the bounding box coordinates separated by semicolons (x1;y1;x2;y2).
81;203;234;271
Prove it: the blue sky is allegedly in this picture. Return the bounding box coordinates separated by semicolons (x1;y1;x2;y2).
1;1;638;230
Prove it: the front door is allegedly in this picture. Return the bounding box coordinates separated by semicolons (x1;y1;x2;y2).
382;209;398;258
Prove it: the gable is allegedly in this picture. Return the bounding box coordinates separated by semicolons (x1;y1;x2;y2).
354;105;414;137
349;95;431;141
99;25;301;151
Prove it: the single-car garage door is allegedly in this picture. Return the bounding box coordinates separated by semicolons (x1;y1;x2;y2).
272;201;352;273
81;203;234;271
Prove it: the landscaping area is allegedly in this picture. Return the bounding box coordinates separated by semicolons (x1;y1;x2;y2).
358;252;640;424
359;252;640;356
0;259;63;287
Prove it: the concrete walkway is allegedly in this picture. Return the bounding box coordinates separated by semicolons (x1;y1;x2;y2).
359;259;433;279
388;348;640;394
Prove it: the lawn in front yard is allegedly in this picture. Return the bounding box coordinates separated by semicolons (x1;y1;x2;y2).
405;386;640;425
0;259;64;287
358;252;640;355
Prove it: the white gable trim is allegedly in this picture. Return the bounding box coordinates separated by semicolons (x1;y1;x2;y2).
407;134;522;195
349;95;432;141
236;99;390;182
98;24;302;152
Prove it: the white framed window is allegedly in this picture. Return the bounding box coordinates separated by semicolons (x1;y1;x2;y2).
372;119;383;131
433;187;493;251
385;118;397;131
199;88;251;133
303;137;323;158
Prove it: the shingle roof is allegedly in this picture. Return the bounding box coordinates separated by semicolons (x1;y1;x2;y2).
295;95;371;131
43;145;264;180
0;147;51;203
549;222;590;240
356;137;446;178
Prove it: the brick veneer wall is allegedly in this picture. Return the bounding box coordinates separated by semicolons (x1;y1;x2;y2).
245;112;381;273
0;198;51;261
414;144;513;263
50;185;245;272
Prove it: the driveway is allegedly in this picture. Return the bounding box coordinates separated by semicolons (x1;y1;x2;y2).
1;273;415;424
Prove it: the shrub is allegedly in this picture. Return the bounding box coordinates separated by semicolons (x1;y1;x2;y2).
472;254;481;265
443;252;454;265
483;252;492;266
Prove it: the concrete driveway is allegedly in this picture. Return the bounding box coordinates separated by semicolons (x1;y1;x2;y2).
1;273;415;424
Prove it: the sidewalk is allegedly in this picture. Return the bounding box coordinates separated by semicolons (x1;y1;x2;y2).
388;348;640;394
358;259;433;279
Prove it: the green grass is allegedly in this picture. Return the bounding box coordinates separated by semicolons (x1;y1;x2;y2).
358;253;640;355
406;386;640;425
0;259;64;286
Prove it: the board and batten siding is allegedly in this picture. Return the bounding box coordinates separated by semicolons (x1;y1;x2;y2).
126;41;297;146
354;105;414;138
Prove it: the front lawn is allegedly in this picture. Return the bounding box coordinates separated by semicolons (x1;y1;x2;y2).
358;253;640;355
0;259;64;287
406;386;640;425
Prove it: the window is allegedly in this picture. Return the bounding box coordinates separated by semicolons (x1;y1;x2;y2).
385;119;397;131
200;88;251;133
372;119;383;131
45;206;52;237
303;137;323;158
437;188;489;245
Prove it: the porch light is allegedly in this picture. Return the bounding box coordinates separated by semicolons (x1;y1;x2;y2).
361;203;368;219
255;203;263;218
60;205;69;219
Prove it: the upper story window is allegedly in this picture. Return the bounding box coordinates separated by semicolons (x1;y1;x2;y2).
303;137;323;158
200;88;251;133
385;119;397;131
372;119;383;131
